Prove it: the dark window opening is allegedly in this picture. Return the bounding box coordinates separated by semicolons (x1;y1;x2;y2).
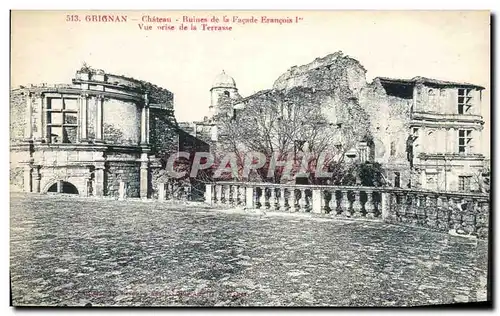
47;181;79;194
458;129;472;154
458;88;473;114
394;172;401;188
458;176;472;192
380;82;413;99
390;141;396;156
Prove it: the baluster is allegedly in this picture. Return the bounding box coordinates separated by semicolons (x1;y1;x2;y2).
352;191;363;217
442;195;452;230
232;185;238;205
450;197;464;233
224;185;231;205
341;190;350;217
288;188;298;212
215;184;222;204
394;192;403;222
365;190;375;219
278;188;287;211
405;193;416;225
436;195;447;231
329;190;337;215
426;194;438;229
452;198;464;234
258;187;266;209
416;194;427;225
269;188;277;210
298;188;307;212
239;186;246;206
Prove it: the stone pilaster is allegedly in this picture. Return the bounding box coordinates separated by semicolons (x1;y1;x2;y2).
245;186;254;208
311;189;323;214
24;92;33;140
140;153;149;199
40;93;47;142
80;93;89;141
94;161;105;197
23;163;32;193
95;95;104;142
33;167;41;193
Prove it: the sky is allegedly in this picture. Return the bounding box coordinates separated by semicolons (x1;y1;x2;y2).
10;10;490;155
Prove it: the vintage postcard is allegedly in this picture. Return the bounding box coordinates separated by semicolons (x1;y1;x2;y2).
10;10;491;307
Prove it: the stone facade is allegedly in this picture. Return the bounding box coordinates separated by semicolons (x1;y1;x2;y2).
367;77;486;192
10;66;180;198
207;52;487;192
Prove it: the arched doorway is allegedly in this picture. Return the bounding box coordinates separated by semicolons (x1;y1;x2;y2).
47;181;79;194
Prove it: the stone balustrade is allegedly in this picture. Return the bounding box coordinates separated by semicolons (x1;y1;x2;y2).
205;182;490;239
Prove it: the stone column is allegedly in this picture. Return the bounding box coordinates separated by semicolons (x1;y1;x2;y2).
205;183;213;204
23;163;32;193
95;95;104;142
94;162;105;197
311;189;323;214
80;94;88;140
145;106;150;144
24;92;32;139
140;153;149;199
245;186;254;208
56;180;63;193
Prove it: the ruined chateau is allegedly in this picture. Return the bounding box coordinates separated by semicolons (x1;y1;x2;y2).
10;66;205;198
10;52;488;197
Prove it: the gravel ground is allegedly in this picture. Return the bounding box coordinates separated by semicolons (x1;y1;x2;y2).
10;193;489;307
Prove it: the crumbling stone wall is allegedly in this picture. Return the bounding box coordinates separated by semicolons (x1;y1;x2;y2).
149;108;179;160
102;99;141;145
105;162;141;198
10;90;27;142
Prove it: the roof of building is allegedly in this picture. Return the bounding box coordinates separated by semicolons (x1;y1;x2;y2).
212;70;237;89
375;76;485;90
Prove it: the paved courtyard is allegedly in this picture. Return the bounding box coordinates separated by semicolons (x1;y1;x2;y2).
10;193;489;307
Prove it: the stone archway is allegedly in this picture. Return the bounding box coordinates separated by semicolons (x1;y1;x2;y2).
47;181;79;194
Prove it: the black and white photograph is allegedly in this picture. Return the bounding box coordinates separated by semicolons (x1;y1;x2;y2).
8;9;492;307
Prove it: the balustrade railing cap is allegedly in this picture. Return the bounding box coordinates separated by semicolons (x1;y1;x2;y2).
209;181;489;200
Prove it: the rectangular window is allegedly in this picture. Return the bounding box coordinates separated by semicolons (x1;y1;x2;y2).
458;88;473;114
458;176;472;192
390;141;396;156
458;129;473;154
47;97;79;143
394;172;401;188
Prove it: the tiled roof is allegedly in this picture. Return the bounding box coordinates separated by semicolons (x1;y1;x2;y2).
376;76;485;89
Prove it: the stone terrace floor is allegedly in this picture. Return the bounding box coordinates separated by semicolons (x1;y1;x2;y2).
10;193;489;307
